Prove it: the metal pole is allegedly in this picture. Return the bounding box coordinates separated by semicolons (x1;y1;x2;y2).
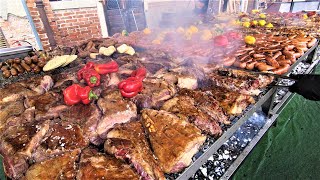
289;0;294;12
131;10;138;31
21;0;43;50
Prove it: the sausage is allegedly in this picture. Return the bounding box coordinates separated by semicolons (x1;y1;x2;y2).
14;58;21;63
2;70;11;78
10;67;18;76
272;64;290;75
31;56;39;63
272;51;282;59
263;48;282;53
30;63;36;68
239;54;250;62
24;57;32;65
276;55;286;61
223;56;236;67
255;62;275;71
21;60;31;72
253;54;265;58
284;45;295;51
307;38;317;48
37;61;46;68
278;60;292;66
233;61;247;69
1;65;9;71
12;63;24;73
245;61;257;70
266;57;280;68
33;66;41;74
7;59;14;64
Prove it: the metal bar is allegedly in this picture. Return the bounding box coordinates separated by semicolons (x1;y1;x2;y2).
220;114;279;180
21;0;43;50
131;10;139;31
115;0;126;30
176;88;275;180
35;0;56;48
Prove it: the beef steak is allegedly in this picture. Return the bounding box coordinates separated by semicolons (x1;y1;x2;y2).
141;109;206;173
105;121;165;180
97;90;137;139
77;148;139;180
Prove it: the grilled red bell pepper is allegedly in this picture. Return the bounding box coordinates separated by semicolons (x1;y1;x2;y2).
131;67;147;81
82;69;101;87
63;84;82;105
63;84;98;105
118;77;143;98
77;62;95;80
94;61;119;75
77;85;98;104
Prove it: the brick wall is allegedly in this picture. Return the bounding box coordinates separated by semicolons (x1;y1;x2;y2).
53;8;101;47
26;0;102;50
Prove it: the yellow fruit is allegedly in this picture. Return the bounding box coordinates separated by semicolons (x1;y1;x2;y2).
176;27;185;33
244;35;256;45
152;39;161;44
251;20;258;25
189;25;199;33
143;28;151;34
251;9;259;14
242;22;251;28
258;20;266;26
265;23;274;28
259;13;266;19
201;30;213;40
303;14;308;19
242;17;251;22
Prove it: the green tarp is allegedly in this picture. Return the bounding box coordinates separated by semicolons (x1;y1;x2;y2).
233;65;320;180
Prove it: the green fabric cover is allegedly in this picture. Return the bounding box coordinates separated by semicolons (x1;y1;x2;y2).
233;65;320;180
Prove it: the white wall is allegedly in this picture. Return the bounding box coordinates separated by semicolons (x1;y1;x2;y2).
0;0;26;19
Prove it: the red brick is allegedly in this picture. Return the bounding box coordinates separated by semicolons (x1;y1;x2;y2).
66;19;77;23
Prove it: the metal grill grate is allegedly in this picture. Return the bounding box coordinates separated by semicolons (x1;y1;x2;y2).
0;28;9;49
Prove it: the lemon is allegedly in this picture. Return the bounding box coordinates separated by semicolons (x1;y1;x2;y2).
258;20;266;26
189;25;199;33
265;23;274;28
242;22;251;28
259;13;266;19
303;14;308;19
251;20;258;25
251;9;259;14
143;28;151;34
244;35;256;45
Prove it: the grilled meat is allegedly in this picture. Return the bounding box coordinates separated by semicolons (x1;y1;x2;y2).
179;89;229;124
97;89;137;139
141;109;206;173
0;100;25;131
77;148;139;180
24;149;80;180
105;121;165;180
133;78;176;110
0;83;34;104
161;96;222;136
0;120;51;179
59;103;103;145
209;87;255;115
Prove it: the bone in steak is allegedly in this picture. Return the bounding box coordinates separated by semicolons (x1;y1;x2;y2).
24;149;80;180
0;120;51;179
77;147;139;180
161;95;222;136
133;78;176;110
97;89;137;139
178;89;229;124
141;109;206;173
105;121;165;180
59;103;103;145
209;87;255;115
31;121;88;163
